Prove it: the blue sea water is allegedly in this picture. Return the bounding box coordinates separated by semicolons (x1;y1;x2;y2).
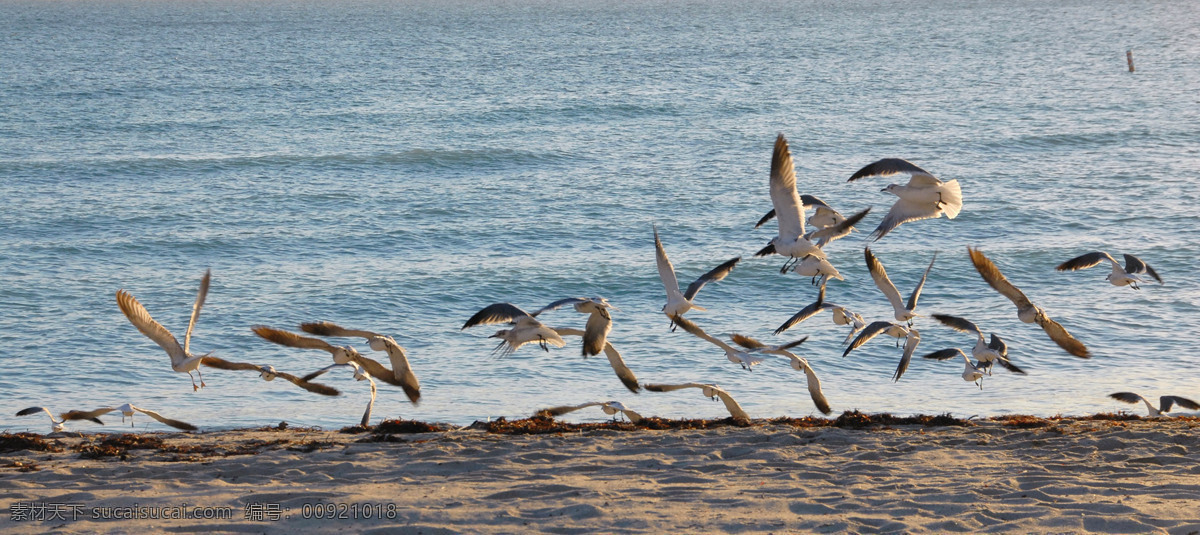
2;0;1199;432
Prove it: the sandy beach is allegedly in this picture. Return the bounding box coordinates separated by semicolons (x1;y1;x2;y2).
2;414;1199;534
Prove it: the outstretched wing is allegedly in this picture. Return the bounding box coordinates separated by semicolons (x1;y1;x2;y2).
931;314;982;336
769;134;806;238
1123;254;1163;284
775;283;832;335
252;325;339;353
299;321;379;340
907;253;936;311
683;257;741;302
865;248;907;316
968;247;1033;308
892;329;920;382
843;321;896;357
462;303;531;329
848;158;937;182
184;269;211;354
130;406;198;431
1034;314;1090;358
116;290;188;368
1055;251;1114;272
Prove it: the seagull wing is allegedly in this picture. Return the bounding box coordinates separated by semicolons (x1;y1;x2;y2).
600;342;641;394
1055;251;1115;272
183;269;210;355
359;376;377;427
1161;396;1200;412
653;225;684;300
776;279;833;335
299;321;379;340
199;355;262;371
968;247;1034;309
892;329;920;382
1109;392;1147;405
537;402;605;418
462;303;532;329
300;363;342;383
988;333;1008;357
377;338;421;404
783;352;831;415
671;315;736;353
116;290;188;368
843;321;895;357
1034;313;1090;358
270;371;342;396
582;309;613;357
931;314;982;336
907;252;937;311
729;333;765;350
865;248;907;318
769;133;806;238
870;198;945;241
129;405;197;431
848;158;938;182
682;257;741;301
711;386;751;421
531;297;589;317
252;325;339;353
1123;254;1163;283
994;355;1027;375
754;209;777;229
921;348;965;361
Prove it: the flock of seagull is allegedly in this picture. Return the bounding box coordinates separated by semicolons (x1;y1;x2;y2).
15;133;1196;433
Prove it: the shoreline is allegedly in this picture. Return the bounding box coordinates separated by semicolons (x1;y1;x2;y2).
3;414;1199;534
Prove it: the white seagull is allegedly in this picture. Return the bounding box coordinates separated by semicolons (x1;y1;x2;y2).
642;382;750;422
115;269;212;391
930;314;1026;376
198;355;341;396
865;247;935;326
529;297;618;357
1109;392;1200;417
1056;252;1163;290
773;283;867;344
27;404;198;431
756;133;827;273
848;158;963;240
968;247;1090;358
552;326;641;393
461;302;567;356
921;348;986;389
535;401;644;423
299;321;422;404
304;362;377;427
654;225;740;329
15;407;105;432
792;254;844;287
671;315;765;371
729;333;831;415
843;321;921;382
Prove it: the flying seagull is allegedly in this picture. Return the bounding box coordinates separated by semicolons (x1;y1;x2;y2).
15;407;105;432
1056;252;1163;289
848;158;963;240
792;254;845;287
115;269;212;391
756;133;826;273
534;401;643;423
773;283;866;343
252;325;367;365
552;326;641;393
529;297;618;357
967;247;1090;358
843;321;921;382
729;333;831;415
921;348;986;389
671;315;765;371
642;382;750;422
865;247;935;326
930;314;1026;375
298;322;422;404
654;225;740;330
304;362;377;427
1109;392;1200;417
461;302;567;356
199;355;340;396
31;404;198;431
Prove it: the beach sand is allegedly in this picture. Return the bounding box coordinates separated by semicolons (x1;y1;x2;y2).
2;414;1199;534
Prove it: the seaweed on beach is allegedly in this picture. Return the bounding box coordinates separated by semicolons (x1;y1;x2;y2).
991;415;1052;428
832;411;971;429
476;415;754;435
372;419;451;434
4;460;41;472
75;433;165;459
0;432;64;453
1078;412;1143;422
287;440;338;453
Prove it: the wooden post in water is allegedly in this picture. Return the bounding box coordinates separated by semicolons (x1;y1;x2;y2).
1127;50;1135;72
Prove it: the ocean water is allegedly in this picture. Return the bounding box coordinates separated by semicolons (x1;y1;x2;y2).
2;0;1199;433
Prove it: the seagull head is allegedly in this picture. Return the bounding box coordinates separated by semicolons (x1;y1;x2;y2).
701;385;718;398
368;336;390;352
332;346;360;364
258;365;278;381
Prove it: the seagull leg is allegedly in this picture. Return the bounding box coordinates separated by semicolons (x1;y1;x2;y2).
198;368;206;389
189;372;200;391
538;336;549;352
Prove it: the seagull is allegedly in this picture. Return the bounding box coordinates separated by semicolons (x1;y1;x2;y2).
930;314;1026;375
1109;392;1200;417
115;269;212;391
15;407;105;432
528;297;618;357
35;404;198;431
298;322;422;404
729;333;831;415
642;382;750;422
671;315;765;371
792;254;844;286
303;362;377;427
848;158;963;240
773;283;867;343
865;247;935;326
534;401;643;423
967;247;1090;358
198;356;341;396
756;133;827;273
461;303;567;356
654;225;740;330
252;325;366;365
843;321;921;382
1056;252;1163;289
552;327;640;393
921;348;985;389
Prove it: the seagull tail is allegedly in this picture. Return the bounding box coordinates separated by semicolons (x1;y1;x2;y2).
940;179;963;219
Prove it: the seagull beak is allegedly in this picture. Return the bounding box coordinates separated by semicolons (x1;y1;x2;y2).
879;187;888;192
